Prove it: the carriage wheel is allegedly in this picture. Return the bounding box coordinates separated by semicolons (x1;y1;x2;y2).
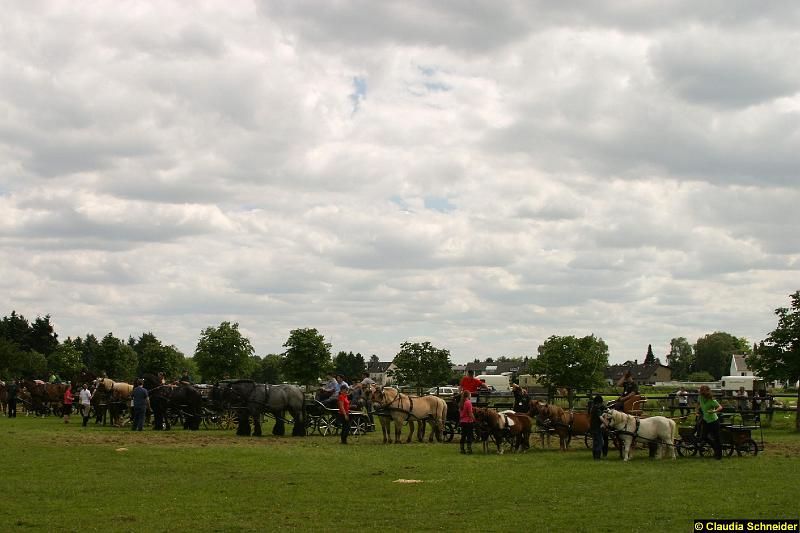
724;443;735;457
443;421;456;443
736;439;758;456
350;417;367;436
319;415;338;436
676;439;697;457
699;441;716;458
220;410;238;430
305;416;319;436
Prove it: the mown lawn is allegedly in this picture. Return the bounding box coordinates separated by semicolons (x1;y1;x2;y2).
1;415;798;532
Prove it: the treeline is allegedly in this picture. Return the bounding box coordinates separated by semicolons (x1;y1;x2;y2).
0;315;403;386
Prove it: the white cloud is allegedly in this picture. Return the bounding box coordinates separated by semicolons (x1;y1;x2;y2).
0;1;797;365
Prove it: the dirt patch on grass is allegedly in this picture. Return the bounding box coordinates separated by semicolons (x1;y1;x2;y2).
62;430;305;448
762;440;800;457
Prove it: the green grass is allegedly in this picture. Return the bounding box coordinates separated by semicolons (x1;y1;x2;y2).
1;415;798;532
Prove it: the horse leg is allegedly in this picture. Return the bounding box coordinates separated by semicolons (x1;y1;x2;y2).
394;416;403;443
273;410;286;436
405;421;415;443
292;405;305;437
253;413;263;437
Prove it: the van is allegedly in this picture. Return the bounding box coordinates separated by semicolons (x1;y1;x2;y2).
720;375;764;395
476;374;511;392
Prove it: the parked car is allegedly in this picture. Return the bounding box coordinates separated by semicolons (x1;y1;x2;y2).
426;386;460;397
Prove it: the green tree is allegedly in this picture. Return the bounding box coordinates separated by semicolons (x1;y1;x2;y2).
94;333;138;380
0;337;26;379
529;335;609;395
0;311;32;351
47;344;83;381
252;354;283;384
644;344;655;365
332;351;366;382
749;290;800;431
194;322;254;382
694;332;750;380
281;328;331;385
688;371;715;382
28;315;59;357
391;341;452;389
132;332;184;377
667;337;694;380
180;357;200;383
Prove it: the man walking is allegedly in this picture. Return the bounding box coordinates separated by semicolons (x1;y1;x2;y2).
6;379;18;418
79;383;93;427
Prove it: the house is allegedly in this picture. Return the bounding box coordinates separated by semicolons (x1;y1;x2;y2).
366;361;396;386
464;361;525;376
729;354;753;377
604;363;672;386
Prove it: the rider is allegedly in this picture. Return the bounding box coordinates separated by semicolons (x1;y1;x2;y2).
614;371;639;412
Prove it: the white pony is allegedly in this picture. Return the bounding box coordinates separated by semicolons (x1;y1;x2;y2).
602;409;677;461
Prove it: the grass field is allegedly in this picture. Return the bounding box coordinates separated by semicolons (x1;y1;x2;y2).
1;415;798;533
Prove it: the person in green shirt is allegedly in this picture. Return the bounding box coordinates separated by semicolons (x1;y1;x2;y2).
697;385;723;460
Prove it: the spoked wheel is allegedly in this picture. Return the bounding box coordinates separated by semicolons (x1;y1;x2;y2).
676;439;698;457
319;415;338;436
219;410;238;430
736;439;759;456
443;421;456;443
699;441;716;458
350;417;367;436
305;416;320;436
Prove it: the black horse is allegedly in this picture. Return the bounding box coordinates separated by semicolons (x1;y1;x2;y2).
142;374;202;430
212;380;305;437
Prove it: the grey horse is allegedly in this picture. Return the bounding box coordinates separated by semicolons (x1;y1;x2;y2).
213;380;305;437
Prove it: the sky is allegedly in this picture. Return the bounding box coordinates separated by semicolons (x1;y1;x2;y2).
1;1;798;365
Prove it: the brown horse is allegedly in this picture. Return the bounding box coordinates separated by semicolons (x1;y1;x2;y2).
369;386;447;444
473;408;532;454
534;403;590;451
94;378;134;426
22;380;70;415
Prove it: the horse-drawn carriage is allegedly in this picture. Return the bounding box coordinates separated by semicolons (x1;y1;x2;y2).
676;414;761;457
304;398;371;437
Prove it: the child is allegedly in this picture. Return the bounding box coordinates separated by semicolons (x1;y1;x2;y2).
459;390;475;454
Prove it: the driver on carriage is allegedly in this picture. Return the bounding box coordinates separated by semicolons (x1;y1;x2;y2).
613;371;640;413
459;370;488;397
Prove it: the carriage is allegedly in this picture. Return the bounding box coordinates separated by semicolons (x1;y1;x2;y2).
303;398;371;437
676;415;761;457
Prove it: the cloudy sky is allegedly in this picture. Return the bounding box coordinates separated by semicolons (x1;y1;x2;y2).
1;1;798;364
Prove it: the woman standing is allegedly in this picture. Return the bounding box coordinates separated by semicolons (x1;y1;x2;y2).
63;384;74;423
79;383;92;427
337;383;351;444
697;385;723;460
459;390;475;454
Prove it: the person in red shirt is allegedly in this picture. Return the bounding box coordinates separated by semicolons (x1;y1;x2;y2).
337;384;351;444
459;370;486;395
459;390;476;454
63;385;74;423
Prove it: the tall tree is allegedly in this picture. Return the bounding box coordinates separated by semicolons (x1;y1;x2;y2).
281;328;331;385
332;351;366;382
529;334;609;394
47;343;83;381
132;332;184;378
94;333;138;380
694;332;750;380
194;322;254;382
29;315;59;357
0;311;32;351
749;290;800;431
251;354;283;384
667;337;694;380
0;337;25;379
391;341;452;389
644;344;655;365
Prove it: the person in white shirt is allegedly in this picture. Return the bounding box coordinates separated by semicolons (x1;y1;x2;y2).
79;383;93;427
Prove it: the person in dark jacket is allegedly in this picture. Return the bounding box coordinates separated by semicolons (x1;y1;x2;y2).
512;383;530;413
131;379;149;431
590;394;608;460
6;379;18;418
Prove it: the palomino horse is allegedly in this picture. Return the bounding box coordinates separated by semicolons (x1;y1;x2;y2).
94;378;134;426
474;408;532;454
602;409;676;461
534;402;591;451
369;387;446;444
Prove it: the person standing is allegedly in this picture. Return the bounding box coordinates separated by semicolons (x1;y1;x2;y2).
458;390;475;454
6;379;18;418
589;394;608;460
337;384;351;444
63;385;74;423
131;379;149;431
79;383;92;427
697;385;723;460
512;383;530;413
676;387;689;417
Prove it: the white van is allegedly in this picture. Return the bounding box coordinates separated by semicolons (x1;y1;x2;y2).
720;375;764;394
476;374;511;392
